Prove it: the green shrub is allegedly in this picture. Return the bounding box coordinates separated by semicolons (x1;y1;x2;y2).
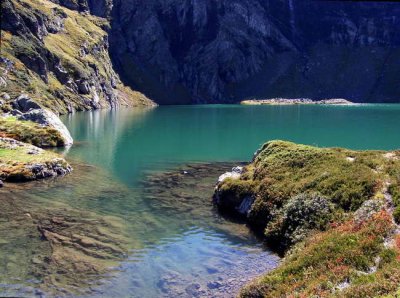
264;192;335;248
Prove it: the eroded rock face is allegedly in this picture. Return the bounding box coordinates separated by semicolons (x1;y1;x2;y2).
4;0;400;105
109;0;400;104
50;0;113;18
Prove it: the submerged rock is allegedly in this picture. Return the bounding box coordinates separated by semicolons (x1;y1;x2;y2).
0;178;130;296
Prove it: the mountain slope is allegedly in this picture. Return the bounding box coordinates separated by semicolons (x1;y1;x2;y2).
0;0;154;114
1;0;399;106
109;0;400;104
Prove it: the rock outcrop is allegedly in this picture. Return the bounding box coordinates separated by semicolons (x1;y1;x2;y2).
19;108;73;145
214;141;400;249
214;141;400;297
13;95;73;145
0;137;72;182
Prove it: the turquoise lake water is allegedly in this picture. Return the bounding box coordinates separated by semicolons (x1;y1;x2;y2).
63;104;400;182
1;104;400;297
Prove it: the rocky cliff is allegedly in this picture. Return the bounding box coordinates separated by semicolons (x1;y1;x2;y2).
109;0;400;104
0;0;154;114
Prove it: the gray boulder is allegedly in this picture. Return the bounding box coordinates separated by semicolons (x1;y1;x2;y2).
18;108;73;146
12;94;42;112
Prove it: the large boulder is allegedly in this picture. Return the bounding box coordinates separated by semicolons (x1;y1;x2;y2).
18;108;73;146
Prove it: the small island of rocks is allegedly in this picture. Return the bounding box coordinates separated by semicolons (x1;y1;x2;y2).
241;98;355;105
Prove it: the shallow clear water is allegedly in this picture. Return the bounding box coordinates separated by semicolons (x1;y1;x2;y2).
1;104;400;297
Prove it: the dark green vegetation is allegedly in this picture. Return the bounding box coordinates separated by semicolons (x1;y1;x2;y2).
0;116;65;147
214;141;400;297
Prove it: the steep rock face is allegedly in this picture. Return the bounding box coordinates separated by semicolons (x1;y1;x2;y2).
0;0;153;114
49;0;113;18
109;0;400;104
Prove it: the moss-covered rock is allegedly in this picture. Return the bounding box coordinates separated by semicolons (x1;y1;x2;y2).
0;137;72;182
215;141;400;243
0;115;66;147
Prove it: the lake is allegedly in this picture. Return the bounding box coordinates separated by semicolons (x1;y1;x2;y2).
1;104;400;297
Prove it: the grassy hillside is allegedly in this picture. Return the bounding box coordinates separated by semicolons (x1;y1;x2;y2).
240;211;400;297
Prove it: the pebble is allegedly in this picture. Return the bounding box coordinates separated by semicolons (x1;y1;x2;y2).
207;281;222;289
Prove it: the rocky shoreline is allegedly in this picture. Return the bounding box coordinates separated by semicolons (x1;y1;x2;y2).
0;94;73;186
213;141;400;297
0;137;72;184
241;98;355;106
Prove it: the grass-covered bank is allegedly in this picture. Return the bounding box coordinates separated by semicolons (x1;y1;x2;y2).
214;141;400;297
0;116;65;147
